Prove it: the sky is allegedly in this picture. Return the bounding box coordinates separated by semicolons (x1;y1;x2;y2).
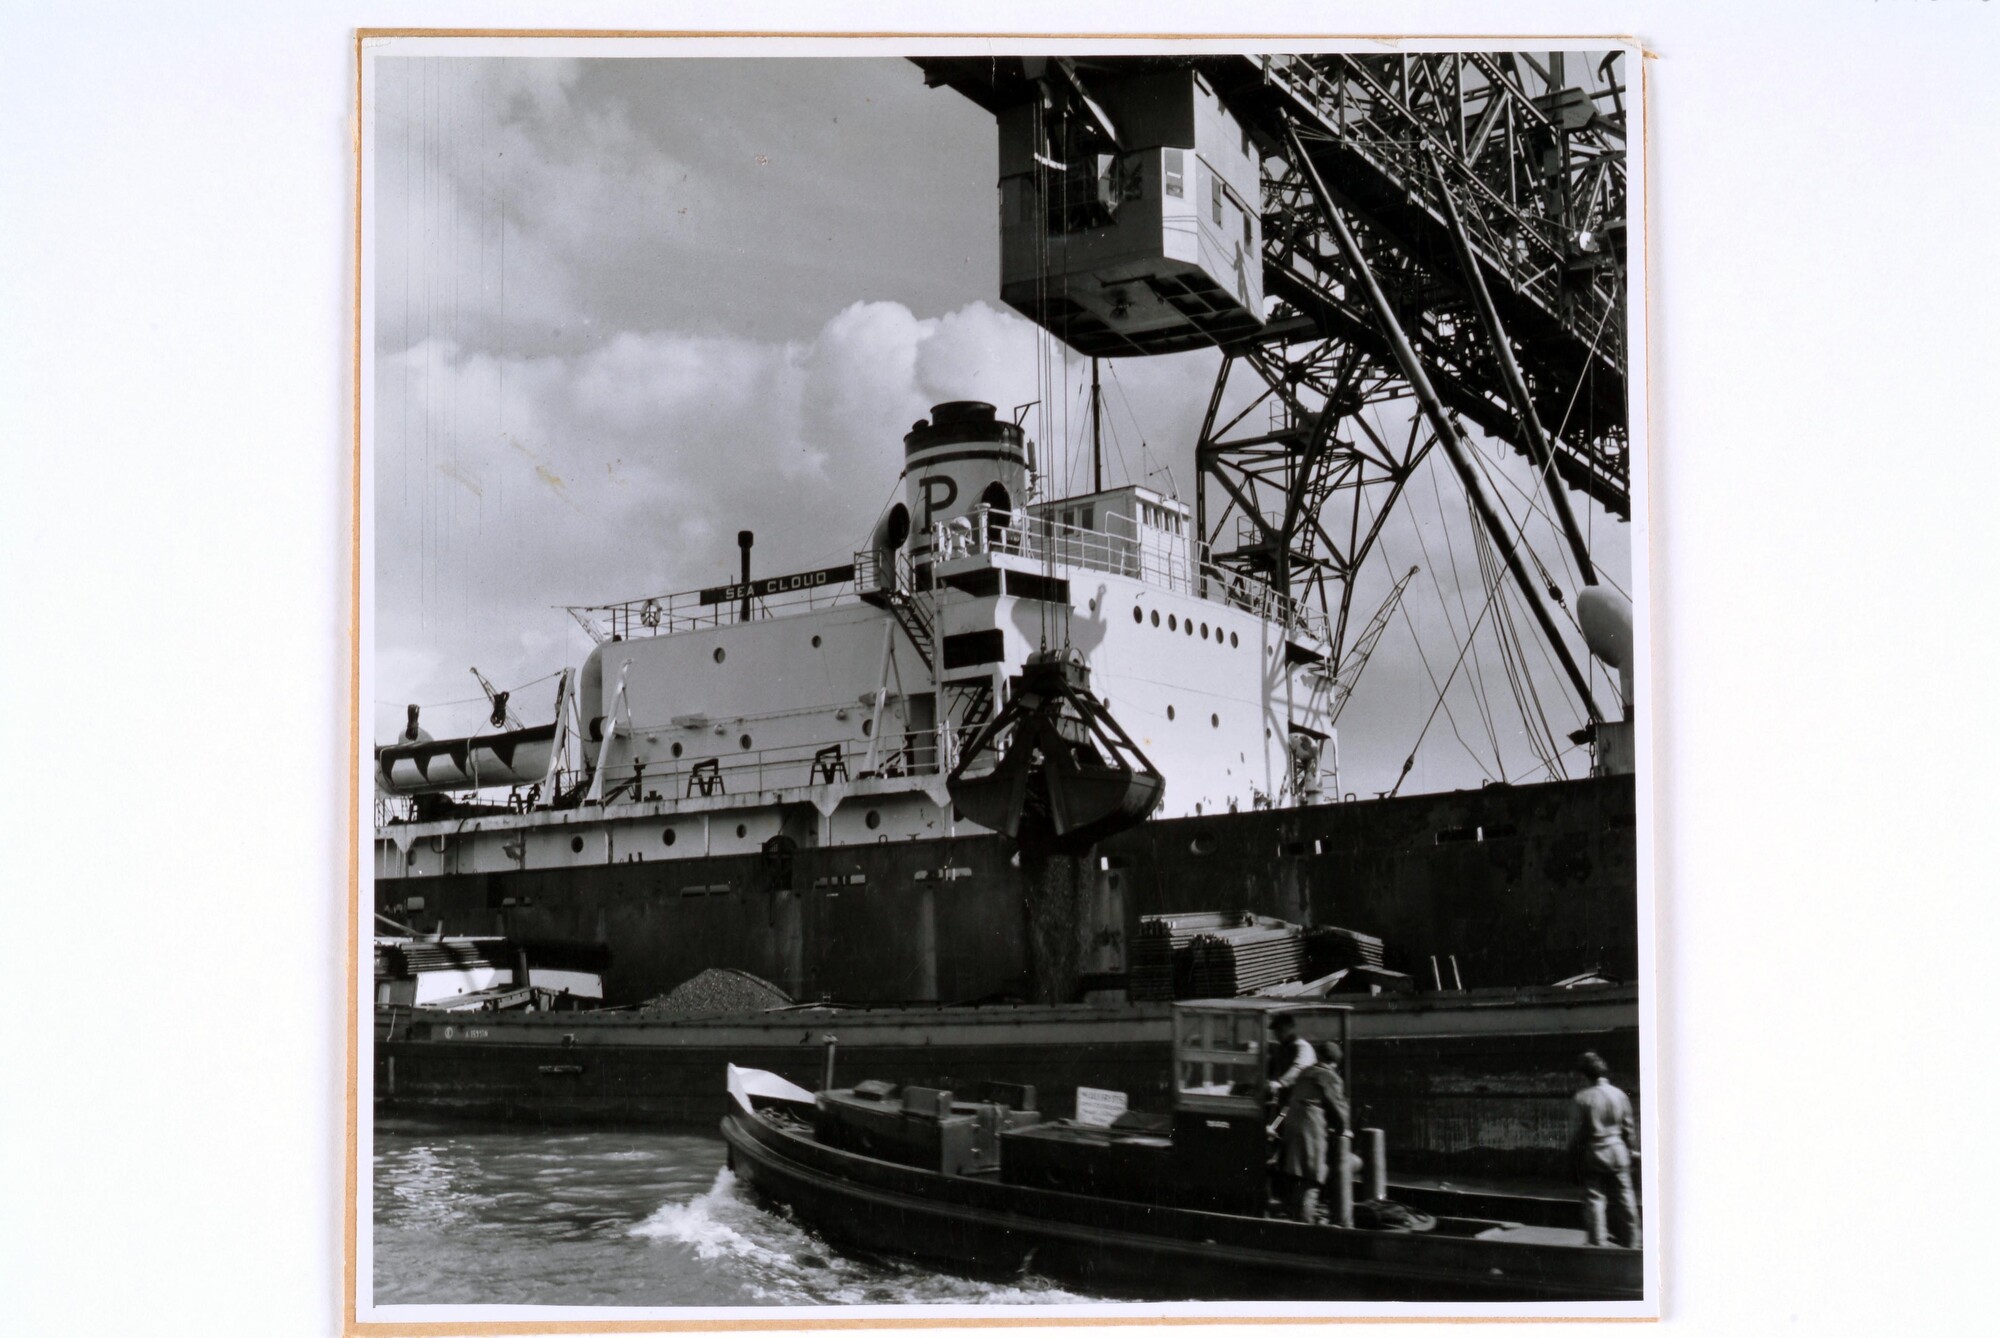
371;54;1635;799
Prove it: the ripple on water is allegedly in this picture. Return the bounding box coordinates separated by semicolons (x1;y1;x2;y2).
374;1123;1096;1307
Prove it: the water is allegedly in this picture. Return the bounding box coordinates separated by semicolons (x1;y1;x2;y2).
372;1118;1096;1307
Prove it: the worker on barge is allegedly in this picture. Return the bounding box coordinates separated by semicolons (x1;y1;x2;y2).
1276;1040;1350;1223
1266;1013;1316;1101
1570;1051;1640;1248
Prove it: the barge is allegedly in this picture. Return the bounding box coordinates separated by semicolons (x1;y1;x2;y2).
719;1000;1641;1302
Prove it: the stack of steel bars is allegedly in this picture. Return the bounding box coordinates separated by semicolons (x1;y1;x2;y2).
1301;925;1386;977
1130;911;1254;1000
1189;924;1305;997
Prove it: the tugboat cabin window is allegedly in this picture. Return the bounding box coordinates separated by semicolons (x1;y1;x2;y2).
1174;1007;1266;1115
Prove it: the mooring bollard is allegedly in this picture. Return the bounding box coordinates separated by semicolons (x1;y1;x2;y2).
821;1034;838;1092
1360;1127;1388;1201
1332;1131;1355;1227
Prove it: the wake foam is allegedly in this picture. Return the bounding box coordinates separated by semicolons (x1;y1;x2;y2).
630;1168;1091;1305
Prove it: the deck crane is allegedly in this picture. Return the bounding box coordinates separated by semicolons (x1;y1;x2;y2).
914;53;1631;764
1321;565;1420;729
470;666;523;731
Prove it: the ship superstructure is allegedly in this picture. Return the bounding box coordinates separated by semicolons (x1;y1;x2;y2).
377;400;1335;892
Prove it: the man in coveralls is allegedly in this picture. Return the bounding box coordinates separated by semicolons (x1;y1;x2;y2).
1277;1040;1350;1222
1570;1051;1640;1247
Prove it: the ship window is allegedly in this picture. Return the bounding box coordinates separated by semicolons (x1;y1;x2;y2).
713;647;726;664
1230;631;1239;648
1167;705;1176;721
1080;505;1094;530
1211;713;1220;728
1190;831;1217;855
1168;614;1178;632
570;836;584;854
662;828;676;846
862;719;873;737
865;810;881;830
1211;175;1223;225
1200;622;1209;639
736;823;748;839
1163;147;1183;198
1243;209;1252;247
1185;618;1194;636
739;734;753;750
1133;606;1143;623
1150;610;1160;627
812;635;822;649
671;742;683;758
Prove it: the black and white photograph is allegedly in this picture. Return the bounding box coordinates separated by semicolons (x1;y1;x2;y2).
358;36;1654;1321
17;6;2000;1338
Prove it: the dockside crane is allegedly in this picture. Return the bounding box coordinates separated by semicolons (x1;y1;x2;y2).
914;52;1631;768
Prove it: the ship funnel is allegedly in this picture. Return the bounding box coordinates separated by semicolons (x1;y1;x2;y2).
903;401;1027;569
1576;586;1634;712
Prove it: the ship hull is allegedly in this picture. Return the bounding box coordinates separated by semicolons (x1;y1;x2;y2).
374;775;1638;1007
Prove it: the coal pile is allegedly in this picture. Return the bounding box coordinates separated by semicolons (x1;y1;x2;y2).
639;967;793;1019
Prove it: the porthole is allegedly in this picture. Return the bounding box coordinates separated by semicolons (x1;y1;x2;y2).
1185;618;1194;637
713;647;726;664
670;741;683;759
662;828;677;847
570;836;584;854
1190;832;1218;856
1132;606;1143;624
1230;631;1239;648
1200;622;1209;639
1150;610;1160;627
739;734;753;750
811;634;822;649
1166;705;1176;721
735;823;747;839
1168;614;1178;632
861;719;873;737
865;810;882;830
1211;713;1220;728
1088;598;1097;612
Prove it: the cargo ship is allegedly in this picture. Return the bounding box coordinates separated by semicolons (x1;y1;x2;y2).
374;395;1638;1007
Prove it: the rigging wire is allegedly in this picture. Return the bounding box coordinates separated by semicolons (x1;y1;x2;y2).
1359;489;1498;784
1417;445;1506;769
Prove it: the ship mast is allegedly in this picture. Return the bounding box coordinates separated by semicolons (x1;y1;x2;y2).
1090;356;1103;494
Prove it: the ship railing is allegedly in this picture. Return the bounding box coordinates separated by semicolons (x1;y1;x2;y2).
933;507;1330;645
565;572;861;643
934;507;1198;594
581;721;999;807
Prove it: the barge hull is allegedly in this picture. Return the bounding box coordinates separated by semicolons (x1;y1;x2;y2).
721;1101;1642;1303
376;987;1637;1179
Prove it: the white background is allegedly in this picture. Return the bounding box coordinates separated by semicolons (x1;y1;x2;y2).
2;3;1995;1336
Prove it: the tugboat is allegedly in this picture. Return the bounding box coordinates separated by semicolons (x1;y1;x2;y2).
721;997;1642;1303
